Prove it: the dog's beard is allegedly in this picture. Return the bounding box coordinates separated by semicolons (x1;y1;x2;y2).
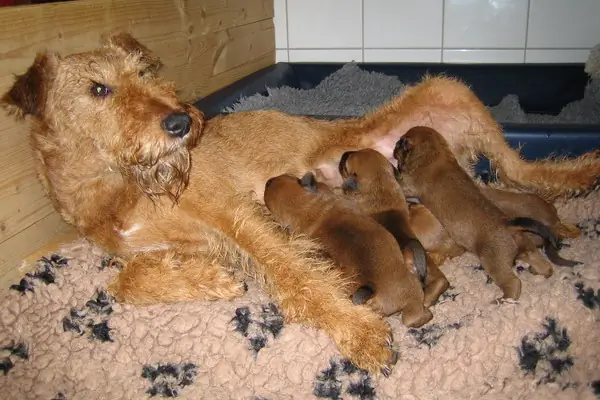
125;146;191;202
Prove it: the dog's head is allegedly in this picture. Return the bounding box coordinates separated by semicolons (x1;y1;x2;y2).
393;126;449;175
1;33;204;201
264;172;332;229
339;148;399;194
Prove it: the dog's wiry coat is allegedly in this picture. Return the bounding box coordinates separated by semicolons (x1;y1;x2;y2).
2;34;600;373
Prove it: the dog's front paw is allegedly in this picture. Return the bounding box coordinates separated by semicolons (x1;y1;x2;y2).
333;306;398;375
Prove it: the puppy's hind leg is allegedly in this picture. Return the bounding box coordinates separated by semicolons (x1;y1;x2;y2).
478;243;522;300
422;260;450;308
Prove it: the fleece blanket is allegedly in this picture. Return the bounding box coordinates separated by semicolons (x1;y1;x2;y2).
1;192;600;400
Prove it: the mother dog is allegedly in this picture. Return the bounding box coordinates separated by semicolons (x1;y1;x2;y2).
3;33;599;373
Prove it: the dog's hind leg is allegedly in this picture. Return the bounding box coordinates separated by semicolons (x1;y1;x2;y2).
211;197;397;374
108;251;246;305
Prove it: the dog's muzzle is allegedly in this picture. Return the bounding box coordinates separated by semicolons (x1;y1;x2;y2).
162;112;192;138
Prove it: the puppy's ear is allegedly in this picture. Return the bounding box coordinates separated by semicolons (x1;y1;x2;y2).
300;172;318;193
103;32;162;72
2;52;58;118
342;173;359;192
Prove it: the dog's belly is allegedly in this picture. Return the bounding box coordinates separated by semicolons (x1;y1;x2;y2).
315;130;401;187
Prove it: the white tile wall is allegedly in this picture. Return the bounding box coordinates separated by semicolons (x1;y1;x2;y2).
275;0;600;64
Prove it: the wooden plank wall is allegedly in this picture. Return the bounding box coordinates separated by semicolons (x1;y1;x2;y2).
0;0;275;290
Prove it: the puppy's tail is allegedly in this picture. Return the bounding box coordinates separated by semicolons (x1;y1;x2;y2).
404;239;428;286
509;217;582;267
544;245;582;267
352;286;375;305
508;217;560;249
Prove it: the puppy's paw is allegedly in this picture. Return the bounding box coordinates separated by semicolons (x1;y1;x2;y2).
402;307;433;328
334;306;397;375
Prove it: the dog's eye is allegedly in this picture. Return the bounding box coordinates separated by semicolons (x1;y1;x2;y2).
90;82;112;98
138;69;151;78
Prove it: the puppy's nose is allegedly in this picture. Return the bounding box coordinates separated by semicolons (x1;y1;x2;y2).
162;112;191;138
395;138;407;151
265;177;275;189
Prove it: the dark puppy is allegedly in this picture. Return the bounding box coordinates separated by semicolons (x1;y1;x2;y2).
339;148;450;307
264;173;432;327
394;127;556;300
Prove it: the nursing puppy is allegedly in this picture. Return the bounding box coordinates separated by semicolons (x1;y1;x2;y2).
407;189;580;267
338;149;450;307
394;127;556;300
264;173;433;327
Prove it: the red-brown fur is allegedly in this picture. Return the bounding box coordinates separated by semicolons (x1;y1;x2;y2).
3;34;600;372
263;173;432;328
338;149;450;308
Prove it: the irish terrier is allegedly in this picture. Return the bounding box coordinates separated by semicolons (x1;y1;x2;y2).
394;127;561;300
3;33;600;373
338;149;449;307
264;172;432;328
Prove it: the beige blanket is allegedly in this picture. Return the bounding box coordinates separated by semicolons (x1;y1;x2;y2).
1;192;600;400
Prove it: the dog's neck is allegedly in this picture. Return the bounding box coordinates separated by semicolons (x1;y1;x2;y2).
30;121;140;236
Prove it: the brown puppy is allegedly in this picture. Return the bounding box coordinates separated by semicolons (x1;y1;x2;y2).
407;202;465;266
394;126;556;300
338;148;450;308
264;172;433;327
407;189;581;267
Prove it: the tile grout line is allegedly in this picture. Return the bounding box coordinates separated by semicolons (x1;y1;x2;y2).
285;0;290;61
441;0;446;63
524;0;531;63
361;0;365;62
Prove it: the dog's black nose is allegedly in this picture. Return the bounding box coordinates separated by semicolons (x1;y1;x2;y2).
162;112;191;138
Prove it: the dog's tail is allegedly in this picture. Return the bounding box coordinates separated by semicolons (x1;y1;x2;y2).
543;244;582;267
404;239;428;286
481;130;600;200
352;285;375;305
509;217;560;249
509;217;582;267
555;222;581;239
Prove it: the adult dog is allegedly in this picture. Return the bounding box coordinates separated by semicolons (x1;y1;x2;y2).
2;33;599;373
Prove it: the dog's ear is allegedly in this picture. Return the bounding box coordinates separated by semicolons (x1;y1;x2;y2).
342;173;359;192
103;32;162;72
299;172;318;193
1;52;58;118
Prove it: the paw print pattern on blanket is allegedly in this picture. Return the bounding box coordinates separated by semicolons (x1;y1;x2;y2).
408;322;463;348
62;289;115;342
517;317;575;388
9;254;69;295
231;303;284;354
577;218;600;239
313;358;376;400
141;363;198;398
0;341;29;376
574;282;600;309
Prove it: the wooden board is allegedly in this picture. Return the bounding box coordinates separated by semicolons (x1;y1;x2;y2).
0;0;275;289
